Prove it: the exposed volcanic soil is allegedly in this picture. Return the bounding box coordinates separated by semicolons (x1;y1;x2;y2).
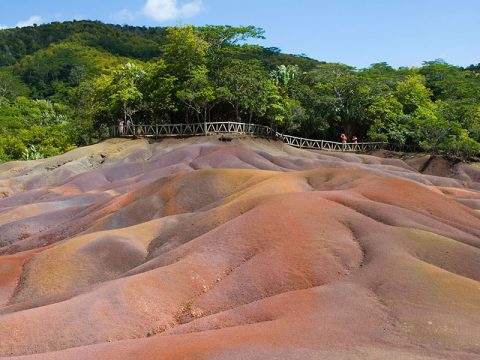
0;137;479;360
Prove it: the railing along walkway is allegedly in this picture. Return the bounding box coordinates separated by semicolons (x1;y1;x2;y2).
110;122;385;152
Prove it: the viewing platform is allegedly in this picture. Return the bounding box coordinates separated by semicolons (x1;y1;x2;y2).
110;121;386;152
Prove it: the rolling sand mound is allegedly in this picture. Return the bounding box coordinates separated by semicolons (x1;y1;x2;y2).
0;136;479;359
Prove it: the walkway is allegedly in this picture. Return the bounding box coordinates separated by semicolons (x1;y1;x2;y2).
111;121;385;152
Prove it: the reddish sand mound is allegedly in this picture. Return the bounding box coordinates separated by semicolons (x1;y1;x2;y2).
0;137;479;360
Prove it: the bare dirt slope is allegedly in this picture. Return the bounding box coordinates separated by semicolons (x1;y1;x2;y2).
0;137;479;360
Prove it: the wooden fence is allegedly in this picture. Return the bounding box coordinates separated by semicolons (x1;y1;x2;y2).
110;121;385;152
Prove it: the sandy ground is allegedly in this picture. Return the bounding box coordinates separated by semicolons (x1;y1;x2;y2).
0;136;479;359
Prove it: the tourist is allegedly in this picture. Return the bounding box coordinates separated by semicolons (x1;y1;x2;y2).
352;136;358;143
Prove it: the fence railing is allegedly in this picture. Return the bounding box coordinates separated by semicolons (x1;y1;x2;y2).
110;122;386;152
279;134;385;152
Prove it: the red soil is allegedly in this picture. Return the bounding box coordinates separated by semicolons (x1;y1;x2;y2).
0;137;479;359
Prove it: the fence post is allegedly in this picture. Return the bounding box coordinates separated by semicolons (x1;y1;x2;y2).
104;122;388;152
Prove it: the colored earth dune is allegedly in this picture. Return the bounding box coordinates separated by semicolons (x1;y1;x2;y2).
0;137;479;359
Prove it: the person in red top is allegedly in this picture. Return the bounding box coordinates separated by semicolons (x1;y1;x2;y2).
352;136;358;143
341;134;347;143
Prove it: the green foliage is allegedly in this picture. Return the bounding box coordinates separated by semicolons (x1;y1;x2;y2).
141;60;177;122
22;145;44;161
196;25;265;47
309;63;373;139
420;60;480;100
197;25;265;69
367;95;409;144
364;74;480;157
264;80;289;127
161;26;210;82
0;20;164;66
89;62;146;127
0;68;29;100
216;59;271;122
14;42;129;100
0;21;479;162
0;97;75;161
270;64;300;91
177;65;215;122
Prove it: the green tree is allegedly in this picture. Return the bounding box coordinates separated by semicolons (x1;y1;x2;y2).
217;59;271;123
420;60;480;100
311;63;373;139
0;97;75;161
161;26;210;82
91;62;146;127
176;65;215;124
197;25;265;71
14;42;128;100
141;60;177;123
270;64;300;92
0;69;29;100
367;95;409;144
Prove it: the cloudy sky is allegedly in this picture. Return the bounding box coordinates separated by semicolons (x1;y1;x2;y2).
0;0;479;68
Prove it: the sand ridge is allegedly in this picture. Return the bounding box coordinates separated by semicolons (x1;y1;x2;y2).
0;136;479;359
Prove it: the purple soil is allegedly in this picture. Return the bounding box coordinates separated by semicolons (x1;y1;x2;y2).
0;137;479;360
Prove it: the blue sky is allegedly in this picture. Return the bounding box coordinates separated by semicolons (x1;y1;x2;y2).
1;0;479;69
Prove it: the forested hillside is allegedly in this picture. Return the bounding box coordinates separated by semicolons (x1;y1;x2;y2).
0;20;479;162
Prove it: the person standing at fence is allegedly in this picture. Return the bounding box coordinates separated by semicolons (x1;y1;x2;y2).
340;133;347;151
119;120;124;135
126;119;132;134
352;136;358;143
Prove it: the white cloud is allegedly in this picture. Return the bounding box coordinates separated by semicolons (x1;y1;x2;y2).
0;15;47;29
51;13;64;21
113;9;137;22
16;15;43;28
142;0;202;22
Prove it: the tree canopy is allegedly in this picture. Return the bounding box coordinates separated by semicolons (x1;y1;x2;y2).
0;20;479;162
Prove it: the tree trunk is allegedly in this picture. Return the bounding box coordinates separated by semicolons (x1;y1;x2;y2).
204;108;207;135
235;107;241;122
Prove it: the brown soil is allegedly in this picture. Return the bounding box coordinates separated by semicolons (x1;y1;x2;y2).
0;136;479;359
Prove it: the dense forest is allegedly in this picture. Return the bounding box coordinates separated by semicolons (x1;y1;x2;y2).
0;20;479;162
